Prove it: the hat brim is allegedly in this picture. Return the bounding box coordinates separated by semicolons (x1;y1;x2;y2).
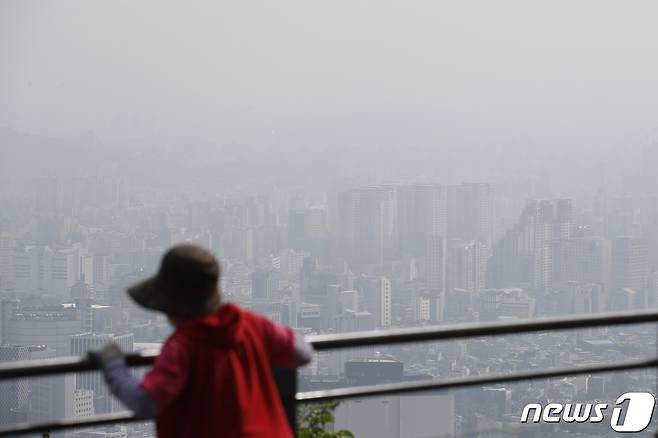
127;276;171;313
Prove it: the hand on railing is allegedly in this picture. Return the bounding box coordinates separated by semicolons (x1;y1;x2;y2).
88;343;125;368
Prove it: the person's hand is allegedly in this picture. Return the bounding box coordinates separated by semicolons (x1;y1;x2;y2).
88;342;124;368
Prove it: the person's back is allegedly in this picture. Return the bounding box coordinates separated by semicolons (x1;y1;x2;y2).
145;303;295;437
89;245;312;437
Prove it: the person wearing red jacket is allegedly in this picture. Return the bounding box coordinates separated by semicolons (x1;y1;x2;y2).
90;244;313;438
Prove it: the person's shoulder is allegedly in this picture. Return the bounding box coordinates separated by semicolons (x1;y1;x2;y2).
224;303;259;322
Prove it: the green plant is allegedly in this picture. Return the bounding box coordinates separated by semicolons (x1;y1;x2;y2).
298;401;355;438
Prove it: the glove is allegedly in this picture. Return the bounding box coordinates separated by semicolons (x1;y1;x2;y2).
88;342;124;368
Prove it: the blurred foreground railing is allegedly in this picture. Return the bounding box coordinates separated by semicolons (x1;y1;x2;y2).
1;309;658;436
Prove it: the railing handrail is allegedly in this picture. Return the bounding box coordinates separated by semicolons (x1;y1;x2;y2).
297;358;658;402
0;309;657;436
1;309;655;380
308;308;658;351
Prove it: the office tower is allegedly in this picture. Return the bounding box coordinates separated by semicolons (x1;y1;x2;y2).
300;258;339;329
80;253;109;287
251;269;279;299
612;237;648;297
448;183;494;248
561;237;612;303
649;271;658;308
338;186;396;269
287;208;328;251
0;232;14;292
355;275;392;328
339;290;359;313
70;333;134;414
447;240;487;294
2;299;91;356
335;359;456;438
396;184;447;256
53;249;80;295
278;249;307;277
13;245;53;296
488;199;572;294
0;346;29;424
13;245;78;297
27;345;90;425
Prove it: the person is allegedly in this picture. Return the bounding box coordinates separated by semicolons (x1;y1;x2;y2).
89;244;313;438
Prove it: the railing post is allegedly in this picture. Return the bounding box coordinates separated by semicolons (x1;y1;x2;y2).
272;367;297;437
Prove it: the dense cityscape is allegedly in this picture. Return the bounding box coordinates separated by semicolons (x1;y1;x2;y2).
5;1;658;436
1;132;658;437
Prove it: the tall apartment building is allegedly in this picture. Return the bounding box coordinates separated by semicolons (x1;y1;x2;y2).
396;184;447;256
448;183;494;248
338;186;396;269
287;208;328;251
447;240;487;294
612;237;649;300
0;232;14;292
488;199;572;294
561;237;612;305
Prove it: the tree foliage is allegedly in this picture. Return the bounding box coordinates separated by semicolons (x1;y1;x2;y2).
298;401;355;438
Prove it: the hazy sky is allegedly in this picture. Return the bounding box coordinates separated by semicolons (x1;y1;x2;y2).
2;1;658;153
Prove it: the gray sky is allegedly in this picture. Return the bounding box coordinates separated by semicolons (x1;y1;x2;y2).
2;0;658;153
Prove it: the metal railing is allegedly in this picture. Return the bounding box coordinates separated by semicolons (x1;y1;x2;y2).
0;309;657;436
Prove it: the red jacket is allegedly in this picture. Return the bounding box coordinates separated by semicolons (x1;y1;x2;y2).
140;303;295;437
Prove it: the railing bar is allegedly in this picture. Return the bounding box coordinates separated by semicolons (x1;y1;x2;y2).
297;358;658;402
0;311;655;381
308;309;658;351
0;354;156;380
0;360;655;436
0;412;139;437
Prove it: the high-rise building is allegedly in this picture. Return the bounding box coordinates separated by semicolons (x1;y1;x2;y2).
448;183;494;248
0;345;29;425
0;232;14;292
488;199;572;294
355;276;392;328
425;235;446;320
612;237;648;297
287;208;328;251
396;184;447;256
251;269;279;299
27;345;89;425
338;186;396;269
70;333;134;414
447;240;487;294
13;245;78;297
561;237;612;304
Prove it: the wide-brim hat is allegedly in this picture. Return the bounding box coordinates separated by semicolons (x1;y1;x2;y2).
128;244;220;317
